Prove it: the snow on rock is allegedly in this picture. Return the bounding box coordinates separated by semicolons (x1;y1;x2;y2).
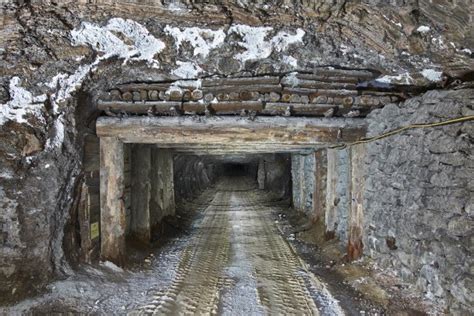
281;55;298;68
228;25;273;61
228;25;304;62
416;25;430;33
164;26;226;58
271;29;305;52
172;61;203;78
421;69;443;82
71;18;166;67
375;72;414;85
0;77;46;126
45;116;65;150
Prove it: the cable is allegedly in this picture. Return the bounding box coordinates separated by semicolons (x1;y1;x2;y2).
331;115;474;150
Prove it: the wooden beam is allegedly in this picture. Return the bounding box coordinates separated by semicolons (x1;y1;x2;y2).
100;137;126;264
348;144;366;260
96;117;366;146
130;144;152;244
325;149;338;239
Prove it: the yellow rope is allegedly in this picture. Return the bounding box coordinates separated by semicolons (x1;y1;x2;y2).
332;115;474;150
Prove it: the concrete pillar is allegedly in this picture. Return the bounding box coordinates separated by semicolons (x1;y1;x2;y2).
325;149;338;239
257;158;265;190
130;144;152;244
157;149;175;217
348;144;366;260
100;137;126;264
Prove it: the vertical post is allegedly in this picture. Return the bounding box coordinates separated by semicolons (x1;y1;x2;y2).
257;158;265;190
150;148;163;230
299;155;306;212
100;137;126;264
325;149;338;239
157;149;175;217
130;144;152;244
348;144;366;260
313;150;325;221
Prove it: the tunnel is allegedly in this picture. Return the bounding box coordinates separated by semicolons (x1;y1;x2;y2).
1;1;473;314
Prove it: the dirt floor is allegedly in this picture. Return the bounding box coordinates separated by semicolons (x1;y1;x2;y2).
0;176;440;315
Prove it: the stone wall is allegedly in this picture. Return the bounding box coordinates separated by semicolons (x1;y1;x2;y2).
363;88;474;313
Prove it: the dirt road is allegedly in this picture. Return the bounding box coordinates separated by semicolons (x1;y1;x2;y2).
132;177;343;315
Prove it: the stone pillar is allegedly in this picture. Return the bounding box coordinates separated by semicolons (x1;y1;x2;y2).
130;144;152;244
157;149;175;217
325;149;338;239
257;158;265;190
348;144;366;260
100;137;126;264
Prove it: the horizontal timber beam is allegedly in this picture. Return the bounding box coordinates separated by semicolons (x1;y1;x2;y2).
96;116;366;146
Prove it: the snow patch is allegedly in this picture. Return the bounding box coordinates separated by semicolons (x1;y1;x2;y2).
164;26;225;58
281;55;298;68
416;25;430;33
421;69;443;82
271;29;305;52
172;61;203;79
0;77;45;126
375;72;414;85
229;25;305;62
71;18;165;67
45;116;65;150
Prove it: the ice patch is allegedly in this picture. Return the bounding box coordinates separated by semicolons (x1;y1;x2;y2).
0;77;45;126
421;69;443;82
416;25;430;33
172;61;203;79
164;26;225;58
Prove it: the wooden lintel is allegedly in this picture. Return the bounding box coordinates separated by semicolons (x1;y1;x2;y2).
96;117;366;146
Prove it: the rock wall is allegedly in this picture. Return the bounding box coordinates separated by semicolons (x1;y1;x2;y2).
363;88;474;313
174;155;217;203
0;0;472;305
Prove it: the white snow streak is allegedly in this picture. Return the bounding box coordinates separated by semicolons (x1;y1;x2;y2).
164;26;226;58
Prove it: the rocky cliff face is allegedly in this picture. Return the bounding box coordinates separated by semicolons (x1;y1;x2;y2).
0;0;472;309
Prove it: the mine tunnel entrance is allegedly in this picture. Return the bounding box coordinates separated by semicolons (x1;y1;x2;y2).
94;115;367;264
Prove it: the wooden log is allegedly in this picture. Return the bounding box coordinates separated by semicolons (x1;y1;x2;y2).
263;102;337;116
183;102;206;114
283;79;357;90
100;137;126;265
132;91;141;102
96;116;367;146
122;91;133;101
191;90;203;101
325;149;338;238
130;144;152;244
211;101;263;114
203;84;282;94
98;101;182;115
117;83;172;91
348;144;366;260
148;90;159;101
302;68;377;80
202;76;280;87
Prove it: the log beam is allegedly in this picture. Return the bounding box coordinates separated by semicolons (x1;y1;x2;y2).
100;137;126;264
96;117;366;146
